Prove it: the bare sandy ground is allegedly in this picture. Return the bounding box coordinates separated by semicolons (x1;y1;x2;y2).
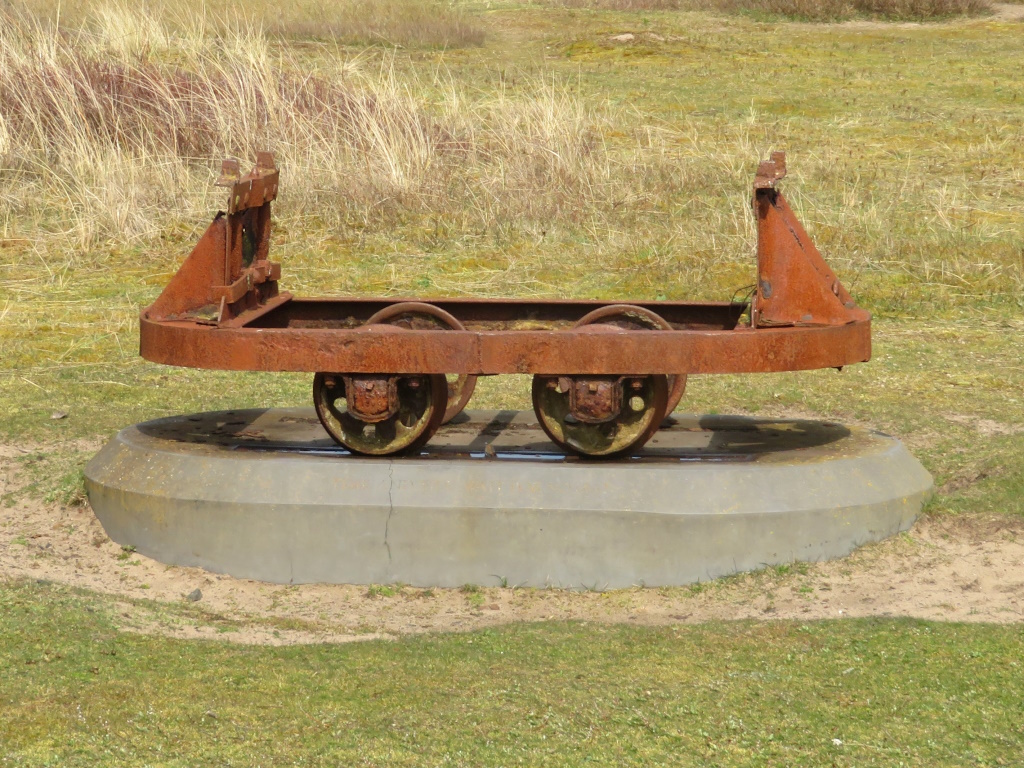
2;442;1022;646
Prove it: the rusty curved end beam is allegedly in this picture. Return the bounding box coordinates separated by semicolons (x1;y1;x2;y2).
140;318;869;375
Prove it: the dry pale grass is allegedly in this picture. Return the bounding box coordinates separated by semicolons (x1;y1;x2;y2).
0;3;685;253
0;0;1019;329
7;0;485;48
555;0;993;19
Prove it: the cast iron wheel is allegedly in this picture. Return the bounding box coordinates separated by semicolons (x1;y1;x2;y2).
574;304;687;415
313;372;448;456
531;373;669;458
366;302;477;424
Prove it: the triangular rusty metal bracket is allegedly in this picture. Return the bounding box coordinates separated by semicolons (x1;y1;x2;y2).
145;154;288;323
751;153;868;328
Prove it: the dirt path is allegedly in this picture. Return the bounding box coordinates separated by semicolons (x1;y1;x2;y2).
2;445;1022;646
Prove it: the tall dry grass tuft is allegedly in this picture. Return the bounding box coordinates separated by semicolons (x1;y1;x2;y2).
555;0;692;7
553;0;992;19
260;0;486;47
10;0;485;48
0;4;687;252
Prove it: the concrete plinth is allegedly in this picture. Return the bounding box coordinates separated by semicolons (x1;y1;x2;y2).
85;409;933;588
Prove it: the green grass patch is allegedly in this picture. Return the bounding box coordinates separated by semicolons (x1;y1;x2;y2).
2;579;1023;765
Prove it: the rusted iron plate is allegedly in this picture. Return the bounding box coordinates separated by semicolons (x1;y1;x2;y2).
754;190;867;328
751;152;866;329
753;150;787;190
140;317;870;375
217;152;279;215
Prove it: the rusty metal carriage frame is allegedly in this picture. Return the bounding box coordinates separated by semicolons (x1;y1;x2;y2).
140;151;871;457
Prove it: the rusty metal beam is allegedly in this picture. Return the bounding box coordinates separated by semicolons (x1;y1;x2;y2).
140;317;869;375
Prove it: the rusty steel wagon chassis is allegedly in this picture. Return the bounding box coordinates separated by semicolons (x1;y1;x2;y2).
140;151;870;458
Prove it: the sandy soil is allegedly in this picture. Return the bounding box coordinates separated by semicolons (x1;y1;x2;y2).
2;442;1022;646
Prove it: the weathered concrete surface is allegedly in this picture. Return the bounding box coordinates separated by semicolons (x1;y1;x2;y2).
85;409;933;588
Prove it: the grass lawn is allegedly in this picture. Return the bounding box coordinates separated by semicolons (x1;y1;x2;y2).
3;580;1024;766
1;1;1022;764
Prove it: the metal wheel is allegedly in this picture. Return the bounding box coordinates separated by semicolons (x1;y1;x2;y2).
575;304;687;415
532;373;669;458
366;302;477;424
313;372;448;456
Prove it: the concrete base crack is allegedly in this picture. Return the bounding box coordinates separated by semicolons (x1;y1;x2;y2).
383;460;395;564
